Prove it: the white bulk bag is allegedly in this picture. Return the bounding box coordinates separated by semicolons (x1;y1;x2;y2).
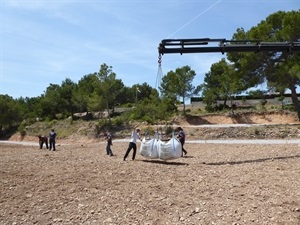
140;137;159;159
157;137;182;160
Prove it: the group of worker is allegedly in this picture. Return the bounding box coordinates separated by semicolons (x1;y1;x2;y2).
38;126;187;160
38;129;57;151
105;126;187;161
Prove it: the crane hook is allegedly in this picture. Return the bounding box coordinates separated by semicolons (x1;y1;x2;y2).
158;54;162;66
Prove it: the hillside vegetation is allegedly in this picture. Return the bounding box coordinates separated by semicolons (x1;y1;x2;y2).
7;110;300;144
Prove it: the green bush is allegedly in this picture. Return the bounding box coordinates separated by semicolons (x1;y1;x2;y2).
46;120;58;128
18;124;26;136
96;119;112;131
141;116;154;124
111;117;124;127
55;113;64;120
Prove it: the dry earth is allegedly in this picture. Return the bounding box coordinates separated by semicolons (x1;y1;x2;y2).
1;112;300;225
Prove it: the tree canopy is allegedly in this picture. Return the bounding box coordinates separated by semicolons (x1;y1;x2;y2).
228;10;300;118
159;65;199;114
0;62;176;134
201;58;243;112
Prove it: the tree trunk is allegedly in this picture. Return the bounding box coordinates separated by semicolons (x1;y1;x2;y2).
106;101;111;124
289;84;300;120
223;98;227;109
230;98;234;116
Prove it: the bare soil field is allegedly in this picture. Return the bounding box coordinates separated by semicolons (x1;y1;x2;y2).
1;141;300;225
1;112;300;224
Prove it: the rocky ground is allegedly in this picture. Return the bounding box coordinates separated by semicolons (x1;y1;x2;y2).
1;141;300;225
1;112;300;224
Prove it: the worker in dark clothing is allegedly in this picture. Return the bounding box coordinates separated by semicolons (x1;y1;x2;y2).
105;131;114;156
176;127;187;156
38;135;48;149
49;129;57;151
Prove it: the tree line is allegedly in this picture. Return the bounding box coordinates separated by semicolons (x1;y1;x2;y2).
1;10;299;134
0;63;176;134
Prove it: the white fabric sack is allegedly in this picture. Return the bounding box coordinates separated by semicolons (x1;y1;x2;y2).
140;137;159;159
157;138;182;160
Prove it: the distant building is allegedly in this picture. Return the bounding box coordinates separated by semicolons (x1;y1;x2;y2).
190;93;300;108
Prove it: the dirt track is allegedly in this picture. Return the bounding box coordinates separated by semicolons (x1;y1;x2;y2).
1;141;300;225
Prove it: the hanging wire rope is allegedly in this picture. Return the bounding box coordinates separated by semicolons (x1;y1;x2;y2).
155;54;163;95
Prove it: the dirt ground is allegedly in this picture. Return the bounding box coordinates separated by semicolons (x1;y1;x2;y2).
1;141;300;225
1;112;300;224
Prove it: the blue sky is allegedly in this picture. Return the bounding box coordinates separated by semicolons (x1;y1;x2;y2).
1;0;299;99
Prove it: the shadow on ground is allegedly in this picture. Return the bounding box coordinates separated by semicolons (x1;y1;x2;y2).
205;154;300;166
142;159;189;166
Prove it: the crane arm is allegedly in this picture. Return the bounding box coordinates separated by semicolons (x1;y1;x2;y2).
158;38;300;55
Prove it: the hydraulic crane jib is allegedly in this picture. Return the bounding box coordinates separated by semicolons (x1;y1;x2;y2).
158;38;300;55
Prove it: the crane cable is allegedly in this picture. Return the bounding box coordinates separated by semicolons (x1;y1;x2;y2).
155;54;163;93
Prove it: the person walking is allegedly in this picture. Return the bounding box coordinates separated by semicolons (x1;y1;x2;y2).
49;129;57;151
38;135;49;149
176;127;187;156
105;131;114;156
123;125;141;161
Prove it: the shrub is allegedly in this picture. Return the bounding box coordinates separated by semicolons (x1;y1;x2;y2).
18;124;26;136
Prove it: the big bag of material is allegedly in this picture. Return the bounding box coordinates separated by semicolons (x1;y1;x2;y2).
140;136;158;159
157;137;182;160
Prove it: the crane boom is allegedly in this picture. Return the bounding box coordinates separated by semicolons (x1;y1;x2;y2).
158;38;300;55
